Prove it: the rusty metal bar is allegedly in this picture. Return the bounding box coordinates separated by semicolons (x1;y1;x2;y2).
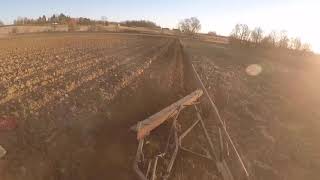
178;119;200;142
191;64;249;177
151;156;159;180
226;141;230;157
191;64;226;127
133;138;148;180
146;159;152;179
219;127;224;161
165;120;179;179
133;122;148;180
180;145;212;160
164;109;182;155
194;105;218;160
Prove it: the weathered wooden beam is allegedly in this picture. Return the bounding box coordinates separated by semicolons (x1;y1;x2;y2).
133;89;203;140
0;145;6;159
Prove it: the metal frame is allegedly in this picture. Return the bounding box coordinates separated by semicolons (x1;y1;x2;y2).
132;62;251;179
132;101;226;180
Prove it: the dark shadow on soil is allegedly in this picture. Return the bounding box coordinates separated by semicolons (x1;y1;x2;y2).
69;39;186;180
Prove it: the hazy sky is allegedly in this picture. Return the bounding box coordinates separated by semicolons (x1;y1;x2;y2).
1;0;319;52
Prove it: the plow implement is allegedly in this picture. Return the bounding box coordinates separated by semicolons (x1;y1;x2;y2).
131;62;250;180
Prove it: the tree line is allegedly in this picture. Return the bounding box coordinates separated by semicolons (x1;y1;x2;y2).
1;15;313;53
175;18;312;52
8;14;163;29
12;13;108;26
230;24;311;52
120;20;160;28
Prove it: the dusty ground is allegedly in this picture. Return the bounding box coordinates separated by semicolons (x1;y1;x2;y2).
2;32;319;180
0;33;192;180
183;40;320;180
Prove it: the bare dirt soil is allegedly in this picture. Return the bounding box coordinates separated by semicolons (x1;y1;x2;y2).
2;33;319;180
0;33;191;180
183;39;320;180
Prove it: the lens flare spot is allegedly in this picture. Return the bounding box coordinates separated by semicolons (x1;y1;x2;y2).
246;64;262;76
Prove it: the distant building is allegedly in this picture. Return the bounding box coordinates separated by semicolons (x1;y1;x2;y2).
172;28;180;32
208;31;217;36
172;29;181;35
152;26;161;30
161;27;170;34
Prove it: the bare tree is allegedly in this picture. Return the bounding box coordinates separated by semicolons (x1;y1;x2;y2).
250;27;263;45
239;24;250;42
230;24;250;43
101;16;108;25
230;24;240;38
229;24;312;52
178;17;201;34
278;30;289;48
261;35;273;48
268;30;278;47
190;17;201;33
291;37;302;50
301;43;311;52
